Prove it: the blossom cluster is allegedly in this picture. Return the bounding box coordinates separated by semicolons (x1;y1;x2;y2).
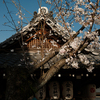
78;54;90;65
47;0;100;72
46;0;51;4
70;37;82;50
84;31;99;40
78;54;95;72
66;57;79;69
86;66;94;72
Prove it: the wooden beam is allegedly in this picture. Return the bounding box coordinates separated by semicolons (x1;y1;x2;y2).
25;30;40;42
25;29;49;43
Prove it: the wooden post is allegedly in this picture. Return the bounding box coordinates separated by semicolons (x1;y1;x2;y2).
36;39;38;48
31;40;32;48
29;41;31;48
32;39;34;48
35;39;36;48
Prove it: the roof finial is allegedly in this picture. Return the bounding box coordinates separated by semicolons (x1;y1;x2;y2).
38;7;48;14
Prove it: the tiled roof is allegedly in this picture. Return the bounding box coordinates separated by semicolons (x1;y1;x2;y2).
0;50;100;69
0;10;69;49
0;53;23;67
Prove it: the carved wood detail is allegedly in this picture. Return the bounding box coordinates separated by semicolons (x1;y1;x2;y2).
27;39;60;49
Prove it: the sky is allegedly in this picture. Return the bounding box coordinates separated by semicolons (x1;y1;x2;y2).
0;0;99;43
0;0;82;43
0;0;51;43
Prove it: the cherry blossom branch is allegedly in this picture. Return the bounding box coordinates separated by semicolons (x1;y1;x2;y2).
59;11;73;40
88;0;99;11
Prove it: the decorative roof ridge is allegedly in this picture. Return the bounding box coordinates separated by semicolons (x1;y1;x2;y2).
0;7;70;48
30;7;55;24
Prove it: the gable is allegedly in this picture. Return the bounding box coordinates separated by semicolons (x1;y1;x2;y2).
0;10;69;53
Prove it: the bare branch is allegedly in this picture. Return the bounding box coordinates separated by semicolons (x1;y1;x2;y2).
3;0;17;29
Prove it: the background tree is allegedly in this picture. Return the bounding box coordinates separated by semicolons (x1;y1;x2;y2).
34;0;100;90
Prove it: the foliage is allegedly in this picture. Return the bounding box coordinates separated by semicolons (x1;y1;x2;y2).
45;0;100;72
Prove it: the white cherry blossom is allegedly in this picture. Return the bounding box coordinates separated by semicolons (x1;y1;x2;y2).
59;48;66;55
71;61;79;69
86;66;94;72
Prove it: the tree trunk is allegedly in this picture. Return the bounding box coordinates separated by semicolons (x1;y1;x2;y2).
29;51;58;74
29;25;85;74
34;59;66;92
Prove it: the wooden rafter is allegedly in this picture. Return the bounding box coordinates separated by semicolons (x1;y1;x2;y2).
25;29;49;42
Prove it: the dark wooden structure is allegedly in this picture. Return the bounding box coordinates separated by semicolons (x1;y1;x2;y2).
0;7;100;100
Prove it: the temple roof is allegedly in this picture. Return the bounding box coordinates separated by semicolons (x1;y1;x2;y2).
0;7;100;70
0;7;69;49
0;50;100;69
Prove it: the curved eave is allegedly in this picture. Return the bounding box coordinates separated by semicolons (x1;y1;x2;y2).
0;13;70;48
